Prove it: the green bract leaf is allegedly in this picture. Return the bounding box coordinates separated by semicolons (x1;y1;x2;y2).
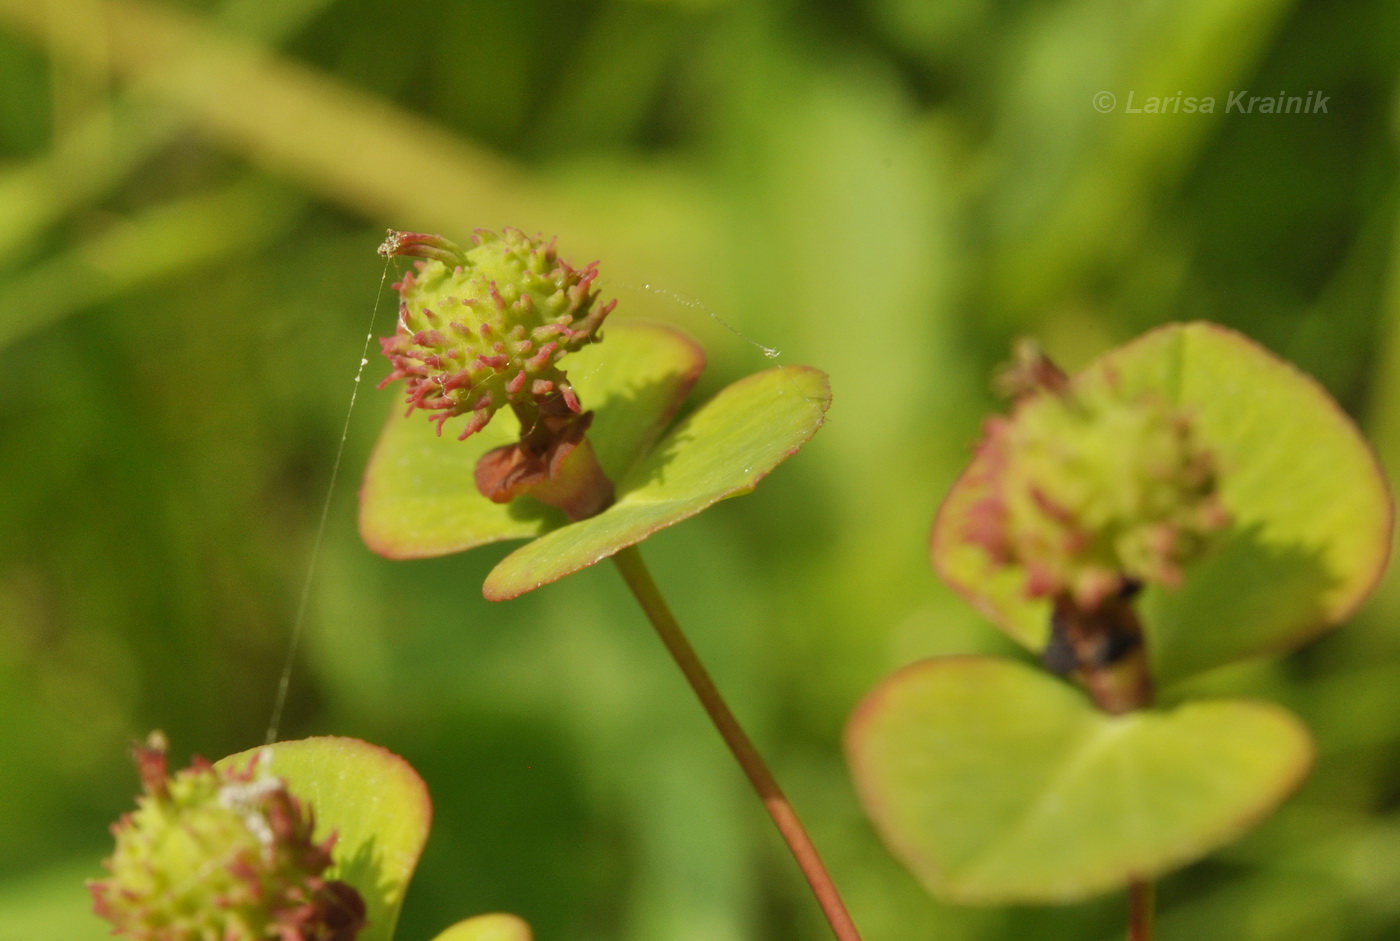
360;321;704;559
846;656;1313;904
932;322;1392;682
430;913;533;941
484;365;830;599
216;737;431;941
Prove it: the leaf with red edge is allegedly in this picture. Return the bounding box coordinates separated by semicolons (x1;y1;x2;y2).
216;737;430;941
846;656;1313;903
360;321;704;559
483;365;830;600
932;322;1392;683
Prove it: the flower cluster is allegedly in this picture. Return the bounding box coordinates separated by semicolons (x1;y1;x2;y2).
965;360;1228;610
378;228;615;440
89;734;364;941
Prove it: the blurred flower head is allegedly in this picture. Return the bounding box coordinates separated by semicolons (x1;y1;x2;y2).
89;733;365;941
964;352;1229;610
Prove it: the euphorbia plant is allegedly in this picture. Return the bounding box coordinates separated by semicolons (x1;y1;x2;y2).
359;229;858;938
845;323;1393;937
91;734;532;941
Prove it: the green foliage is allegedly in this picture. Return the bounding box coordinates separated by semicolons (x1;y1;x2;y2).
363;317;829;599
847;656;1312;903
428;914;533;941
361;322;705;559
92;739;360;941
216;738;432;941
483;364;829;599
933;323;1392;683
2;0;1399;939
854;322;1391;911
1091;325;1393;681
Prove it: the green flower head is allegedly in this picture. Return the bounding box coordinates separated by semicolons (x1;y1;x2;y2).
89;733;365;941
377;229;618;517
965;348;1228;610
377;228;614;440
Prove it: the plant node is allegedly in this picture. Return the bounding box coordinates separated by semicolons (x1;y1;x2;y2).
966;343;1230;710
378;227;617;518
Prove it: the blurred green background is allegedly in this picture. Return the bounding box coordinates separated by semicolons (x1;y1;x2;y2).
2;0;1400;938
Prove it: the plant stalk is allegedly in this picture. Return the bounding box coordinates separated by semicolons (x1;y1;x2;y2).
611;545;863;941
1059;586;1157;941
1128;879;1154;941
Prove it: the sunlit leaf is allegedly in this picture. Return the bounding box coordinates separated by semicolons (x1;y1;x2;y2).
484;365;830;600
932;322;1392;682
846;656;1312;903
360;321;704;559
216;737;431;941
430;913;533;941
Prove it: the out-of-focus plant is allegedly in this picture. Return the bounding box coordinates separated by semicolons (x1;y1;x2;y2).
91;733;531;941
846;323;1393;937
359;229;856;938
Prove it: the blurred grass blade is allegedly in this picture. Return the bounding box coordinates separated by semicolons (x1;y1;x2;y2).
0;177;302;348
0;0;556;234
984;0;1294;318
0;0;337;266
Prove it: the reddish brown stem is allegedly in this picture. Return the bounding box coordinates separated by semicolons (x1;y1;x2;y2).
1056;588;1157;940
1128;879;1154;941
1052;591;1154;715
611;545;862;941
